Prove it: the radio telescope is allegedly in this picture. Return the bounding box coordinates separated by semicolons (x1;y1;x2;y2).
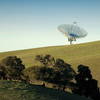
58;23;88;44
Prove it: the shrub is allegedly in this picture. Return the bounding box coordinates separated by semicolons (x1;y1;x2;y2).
0;56;25;80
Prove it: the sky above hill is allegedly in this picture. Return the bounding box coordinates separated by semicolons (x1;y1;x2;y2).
0;0;100;52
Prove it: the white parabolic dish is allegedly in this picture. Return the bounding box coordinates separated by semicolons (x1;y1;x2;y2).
58;24;88;44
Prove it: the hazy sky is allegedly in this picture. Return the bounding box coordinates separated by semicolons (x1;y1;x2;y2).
0;0;100;52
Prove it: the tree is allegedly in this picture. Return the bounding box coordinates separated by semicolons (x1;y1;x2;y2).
0;56;25;80
53;60;76;91
72;64;100;100
34;55;76;90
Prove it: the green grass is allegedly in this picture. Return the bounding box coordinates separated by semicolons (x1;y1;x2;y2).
0;80;91;100
0;41;100;85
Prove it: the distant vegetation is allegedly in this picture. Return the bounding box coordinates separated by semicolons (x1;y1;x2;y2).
0;54;100;100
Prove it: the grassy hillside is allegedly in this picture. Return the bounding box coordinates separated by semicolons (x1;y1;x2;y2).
0;80;91;100
0;41;100;85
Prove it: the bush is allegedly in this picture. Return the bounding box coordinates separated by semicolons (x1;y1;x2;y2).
28;55;76;90
0;56;25;80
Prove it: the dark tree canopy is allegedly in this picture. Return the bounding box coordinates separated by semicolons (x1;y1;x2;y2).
34;54;76;90
0;56;25;80
72;64;100;100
